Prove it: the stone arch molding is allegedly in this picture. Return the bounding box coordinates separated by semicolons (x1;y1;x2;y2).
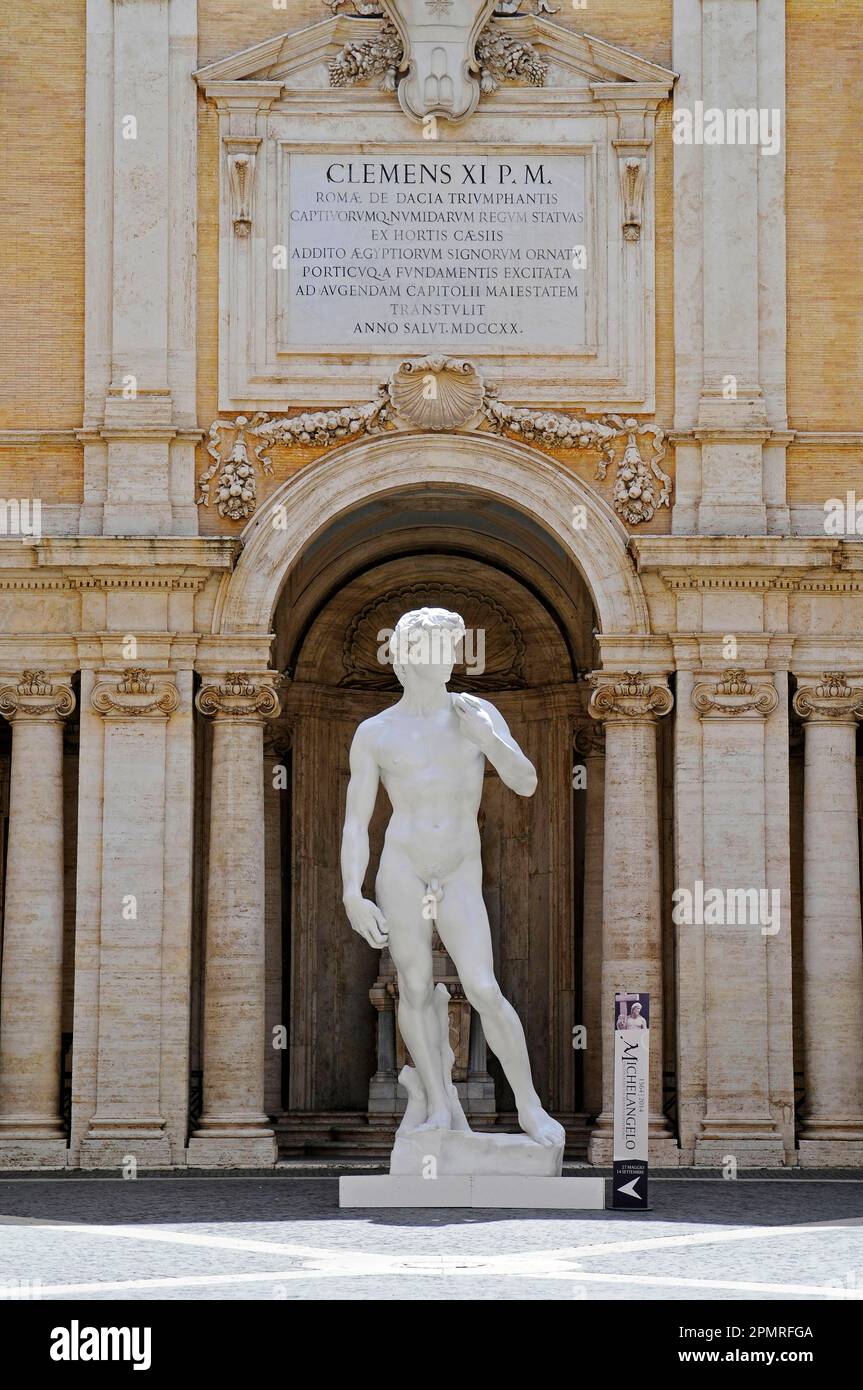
214;432;649;638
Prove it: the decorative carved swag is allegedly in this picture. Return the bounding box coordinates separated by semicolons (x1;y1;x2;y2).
588;670;674;723
198;355;671;526
692;670;779;719
91;668;180;719
793;672;863;724
196;673;282;721
0;671;76;722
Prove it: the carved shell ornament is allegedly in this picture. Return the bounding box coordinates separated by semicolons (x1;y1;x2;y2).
340;582;527;691
199;356;672;526
388;358;485;431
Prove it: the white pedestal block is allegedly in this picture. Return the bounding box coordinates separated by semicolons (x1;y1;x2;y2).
339;1175;606;1209
391;1126;563;1178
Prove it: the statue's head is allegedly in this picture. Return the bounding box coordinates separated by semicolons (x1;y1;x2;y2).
390;607;466;690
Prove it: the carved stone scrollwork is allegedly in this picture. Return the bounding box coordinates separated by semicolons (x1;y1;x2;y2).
91;668;180;719
226;144;259;237
692;669;779;719
325;1;547;115
264;719;295;759
199;356;671;525
195;672;282;721
327;19;402;93
573;722;605;758
620;155;646;243
587;670;674;722
0;671;76;722
793;672;863;723
476;21;548;93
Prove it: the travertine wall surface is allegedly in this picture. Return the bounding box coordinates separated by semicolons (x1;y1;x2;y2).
0;1;861;1173
2;1;861;519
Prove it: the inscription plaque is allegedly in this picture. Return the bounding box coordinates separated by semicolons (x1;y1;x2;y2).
284;153;587;352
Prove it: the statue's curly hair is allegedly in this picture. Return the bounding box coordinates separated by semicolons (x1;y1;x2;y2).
389;607;466;686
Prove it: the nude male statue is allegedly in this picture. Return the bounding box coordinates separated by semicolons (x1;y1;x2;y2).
341;606;565;1148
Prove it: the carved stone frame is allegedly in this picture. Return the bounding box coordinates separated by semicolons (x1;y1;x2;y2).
195;15;675;412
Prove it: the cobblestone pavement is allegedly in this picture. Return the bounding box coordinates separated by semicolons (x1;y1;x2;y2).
1;1171;862;1301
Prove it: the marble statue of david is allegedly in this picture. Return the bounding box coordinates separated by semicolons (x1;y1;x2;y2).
341;606;565;1150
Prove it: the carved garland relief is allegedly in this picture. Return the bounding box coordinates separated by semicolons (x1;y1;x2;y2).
198;356;671;525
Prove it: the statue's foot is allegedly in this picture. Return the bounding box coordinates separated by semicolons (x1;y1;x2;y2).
518;1104;566;1149
416;1107;452;1132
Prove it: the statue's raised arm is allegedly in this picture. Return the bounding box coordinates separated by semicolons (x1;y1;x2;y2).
452;692;537;797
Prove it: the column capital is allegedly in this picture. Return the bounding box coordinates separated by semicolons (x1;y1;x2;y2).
793;672;863;724
692;669;778;720
196;671;281;722
263;720;293;758
91;667;180;720
0;671;75;723
587;670;674;724
574;721;606;756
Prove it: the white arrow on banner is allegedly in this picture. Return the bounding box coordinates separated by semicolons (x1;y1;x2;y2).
616;1178;642;1200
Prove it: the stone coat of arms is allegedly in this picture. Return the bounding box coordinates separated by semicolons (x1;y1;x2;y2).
382;0;496;122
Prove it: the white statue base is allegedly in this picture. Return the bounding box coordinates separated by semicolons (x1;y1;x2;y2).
339;1174;606;1209
390;1125;562;1178
340;985;605;1208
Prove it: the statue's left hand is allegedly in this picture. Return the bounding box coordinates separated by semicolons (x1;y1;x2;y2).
453;693;495;751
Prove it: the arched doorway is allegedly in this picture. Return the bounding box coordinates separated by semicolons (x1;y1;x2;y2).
208;432;650;1157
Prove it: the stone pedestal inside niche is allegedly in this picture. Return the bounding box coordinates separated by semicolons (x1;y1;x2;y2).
367;933;496;1124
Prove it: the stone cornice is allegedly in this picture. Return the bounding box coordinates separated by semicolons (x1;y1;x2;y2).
630;536;843;572
669;430;863;447
0;538;240;593
0;671;75;723
659;574;863;595
193;12;676;97
630;536;863;593
587;670;674;723
20;538;239;570
0;430;79;446
91;669;181;720
0;574;210;595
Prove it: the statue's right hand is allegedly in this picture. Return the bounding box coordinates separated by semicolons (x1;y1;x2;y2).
343;895;389;949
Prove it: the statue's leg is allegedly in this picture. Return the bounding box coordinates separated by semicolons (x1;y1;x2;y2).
376;852;453;1131
435;862;566;1149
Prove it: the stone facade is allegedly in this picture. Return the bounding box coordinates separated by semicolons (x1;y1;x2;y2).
0;1;861;1170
